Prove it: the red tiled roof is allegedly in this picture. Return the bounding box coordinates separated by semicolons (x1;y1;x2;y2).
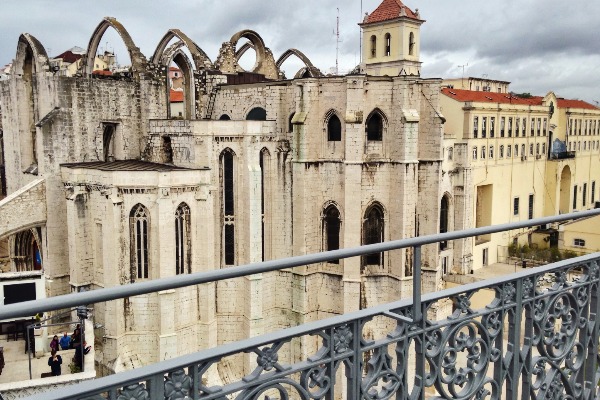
441;88;599;110
54;50;82;64
363;0;420;24
92;70;112;76
170;90;184;102
441;88;540;105
169;66;181;72
557;98;598;110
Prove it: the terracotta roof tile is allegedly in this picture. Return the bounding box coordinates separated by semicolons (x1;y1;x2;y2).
363;0;420;24
170;89;184;102
557;98;598;110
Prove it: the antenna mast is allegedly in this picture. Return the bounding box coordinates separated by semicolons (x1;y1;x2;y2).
359;0;363;63
458;63;468;88
336;8;340;75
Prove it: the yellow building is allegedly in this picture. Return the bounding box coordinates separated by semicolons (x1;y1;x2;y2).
440;85;600;271
559;215;600;254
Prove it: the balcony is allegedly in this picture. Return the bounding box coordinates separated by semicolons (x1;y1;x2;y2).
2;210;600;400
549;151;576;160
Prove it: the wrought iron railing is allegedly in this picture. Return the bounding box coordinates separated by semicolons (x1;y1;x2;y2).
2;209;599;400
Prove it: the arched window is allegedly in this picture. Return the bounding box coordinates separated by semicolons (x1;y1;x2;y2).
259;148;271;261
384;33;391;56
246;107;267;121
130;204;149;281
366;111;384;141
221;149;236;266
323;205;341;263
175;203;191;275
440;196;449;250
362;203;384;268
13;229;42;272
219;114;231;120
409;32;415;56
102;124;115;161
327;113;342;141
288;113;295;133
370;35;377;58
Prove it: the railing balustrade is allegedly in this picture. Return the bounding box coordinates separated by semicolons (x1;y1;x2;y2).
2;209;599;400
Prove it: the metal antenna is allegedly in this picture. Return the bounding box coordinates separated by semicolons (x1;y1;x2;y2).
336;8;340;75
359;0;363;63
458;63;468;88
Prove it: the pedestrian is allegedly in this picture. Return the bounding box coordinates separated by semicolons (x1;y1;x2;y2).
48;350;62;376
49;335;59;352
59;332;71;350
70;327;81;349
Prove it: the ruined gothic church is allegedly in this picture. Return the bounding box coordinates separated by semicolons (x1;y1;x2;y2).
0;0;458;375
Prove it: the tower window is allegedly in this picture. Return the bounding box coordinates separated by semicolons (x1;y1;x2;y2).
384;33;391;56
370;35;377;58
409;32;415;56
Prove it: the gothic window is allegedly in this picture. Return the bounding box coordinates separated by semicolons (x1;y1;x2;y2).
102;124;115;161
130;204;149;281
175;203;191;275
362;203;384;268
327;112;342;141
14;229;42;272
409;32;415;56
384;33;391;56
370;35;376;58
323;205;341;263
221;149;236;266
246;107;267;121
440;195;449;250
366;110;384;141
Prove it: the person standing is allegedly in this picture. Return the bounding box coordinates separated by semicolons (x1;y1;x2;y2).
59;332;71;350
48;350;62;376
49;335;59;352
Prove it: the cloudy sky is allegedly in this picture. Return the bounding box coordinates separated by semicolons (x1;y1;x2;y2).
1;0;598;104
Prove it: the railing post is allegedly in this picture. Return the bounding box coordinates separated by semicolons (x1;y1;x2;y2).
412;246;422;323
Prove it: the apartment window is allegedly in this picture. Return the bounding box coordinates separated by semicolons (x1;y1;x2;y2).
499;145;504;158
530;118;535;136
573;185;578;210
592;181;596;203
521;144;525;156
175;203;191;275
522;118;527;136
543;118;547;136
513;197;519;216
542;143;546;155
507;145;512;158
481;146;486;159
327;113;342;141
472;146;478;160
500;117;505;137
528;194;534;219
473;117;479;138
448;147;454;160
221;149;236;266
362;203;384;267
537;118;541;136
574;238;586;247
569;119;573;135
130;204;149;281
583;183;587;206
482;117;487;138
490;117;495;138
529;144;534;156
513;118;517;138
578;119;582;135
489;146;494;159
536;143;540;155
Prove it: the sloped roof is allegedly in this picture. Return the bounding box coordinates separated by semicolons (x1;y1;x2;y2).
170;90;184;102
441;88;539;106
363;0;420;24
54;50;83;64
556;98;598;110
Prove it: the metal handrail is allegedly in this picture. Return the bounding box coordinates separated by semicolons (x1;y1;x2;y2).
1;208;599;322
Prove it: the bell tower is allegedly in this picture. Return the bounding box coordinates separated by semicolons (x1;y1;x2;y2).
359;0;424;76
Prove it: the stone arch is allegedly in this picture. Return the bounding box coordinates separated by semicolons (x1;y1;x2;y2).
167;49;196;119
82;17;147;77
276;48;323;79
366;108;388;141
321;201;343;259
11;228;43;272
362;201;386;269
215;29;278;79
151;29;213;70
246;106;267;121
12;33;48;76
324;109;343;142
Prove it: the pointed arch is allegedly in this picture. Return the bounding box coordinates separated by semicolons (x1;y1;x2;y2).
440;193;452;250
167;49;196;119
275;48;323;79
130;203;150;281
12;228;43;272
260;148;272;261
362;202;385;268
220;148;236;266
215;29;278;78
83;17;147;77
175;202;191;275
366;108;388;141
324;109;342;142
12;33;49;76
151;29;213;70
322;202;342;262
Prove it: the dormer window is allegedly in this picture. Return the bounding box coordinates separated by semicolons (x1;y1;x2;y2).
370;35;377;58
384;33;391;56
